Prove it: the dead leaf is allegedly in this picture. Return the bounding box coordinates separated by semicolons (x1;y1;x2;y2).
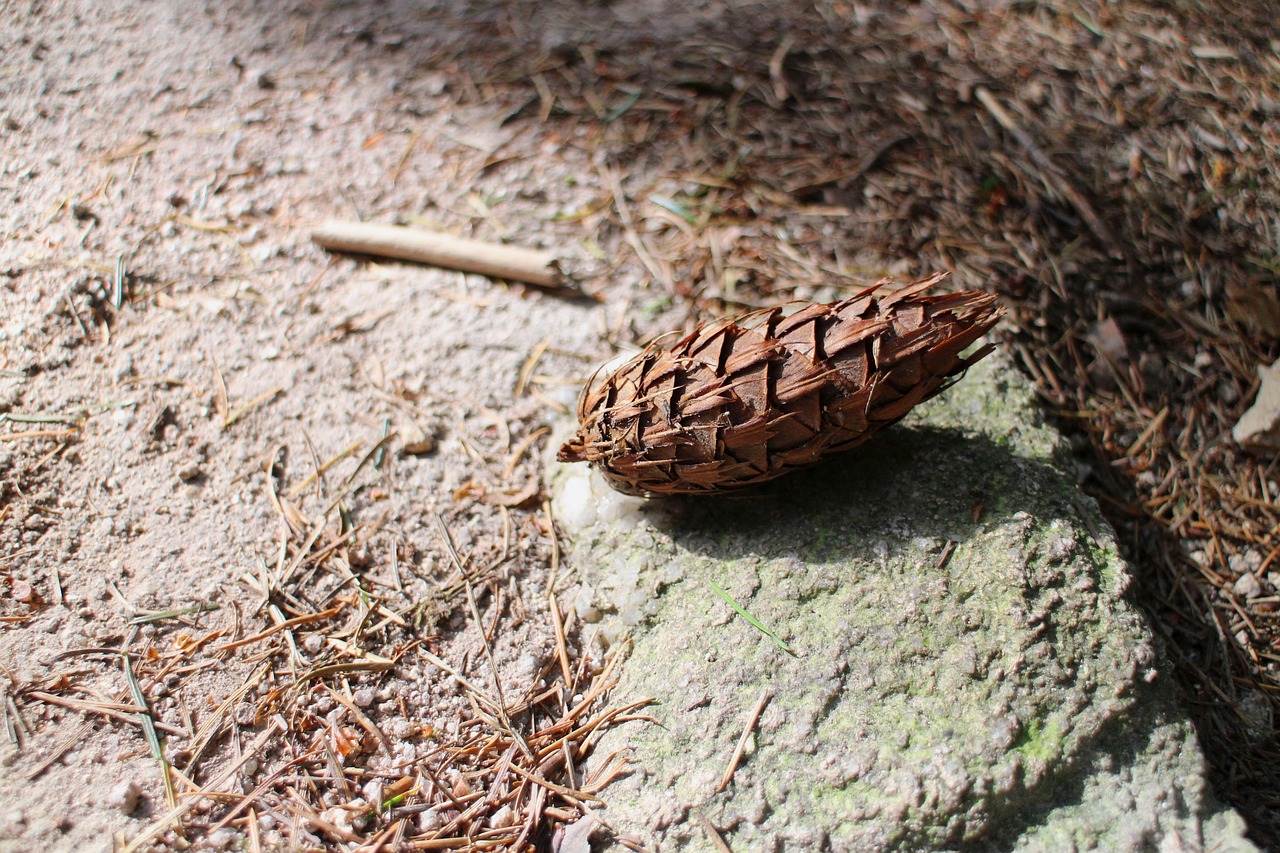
1234;357;1280;456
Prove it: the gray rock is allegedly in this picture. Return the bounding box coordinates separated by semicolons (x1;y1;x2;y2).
551;352;1254;852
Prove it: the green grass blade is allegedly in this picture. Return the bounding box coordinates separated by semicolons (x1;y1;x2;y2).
708;580;795;655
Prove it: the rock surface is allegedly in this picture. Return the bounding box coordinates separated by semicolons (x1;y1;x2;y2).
551;352;1255;851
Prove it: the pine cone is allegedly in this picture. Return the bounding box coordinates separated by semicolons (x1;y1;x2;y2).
558;272;1002;495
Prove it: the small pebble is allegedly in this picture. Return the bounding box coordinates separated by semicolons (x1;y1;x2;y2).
0;809;25;837
177;463;203;483
1234;572;1262;600
353;688;375;708
206;828;236;849
490;804;517;829
109;780;142;815
10;580;35;603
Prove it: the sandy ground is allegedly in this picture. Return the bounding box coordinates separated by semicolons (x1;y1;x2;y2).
4;0;1279;849
1;2;648;849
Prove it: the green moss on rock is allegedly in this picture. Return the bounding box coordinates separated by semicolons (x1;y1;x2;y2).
550;353;1254;851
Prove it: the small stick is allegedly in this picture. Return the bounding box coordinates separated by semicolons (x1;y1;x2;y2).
717;688;772;792
934;540;957;572
311;220;564;289
768;34;796;102
215;605;343;652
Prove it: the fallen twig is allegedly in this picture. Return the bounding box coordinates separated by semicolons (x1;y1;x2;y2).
311;220;568;290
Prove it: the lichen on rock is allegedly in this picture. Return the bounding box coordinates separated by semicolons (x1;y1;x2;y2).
550;352;1255;851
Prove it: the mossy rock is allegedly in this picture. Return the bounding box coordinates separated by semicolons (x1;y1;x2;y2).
551;352;1254;852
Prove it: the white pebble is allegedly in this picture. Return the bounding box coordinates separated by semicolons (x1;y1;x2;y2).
206;828;236;849
318;806;353;834
1234;572;1262;600
109;780;142;815
555;472;597;530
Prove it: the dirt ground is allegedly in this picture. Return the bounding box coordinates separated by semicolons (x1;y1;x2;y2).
2;0;1279;850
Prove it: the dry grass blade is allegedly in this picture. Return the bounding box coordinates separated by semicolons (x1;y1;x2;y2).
26;721;93;782
224;387;284;429
22;691;185;735
0;428;80;442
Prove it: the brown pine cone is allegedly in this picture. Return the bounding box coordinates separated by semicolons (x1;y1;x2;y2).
558;272;1002;495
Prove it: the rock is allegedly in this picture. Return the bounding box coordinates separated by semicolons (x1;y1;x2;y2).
490;804;517;829
396;418;437;456
0;808;25;838
1234;572;1262;600
108;780;141;815
417;807;443;833
550;352;1256;852
318;806;354;835
205;828;236;849
1234;358;1280;456
554;814;601;853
